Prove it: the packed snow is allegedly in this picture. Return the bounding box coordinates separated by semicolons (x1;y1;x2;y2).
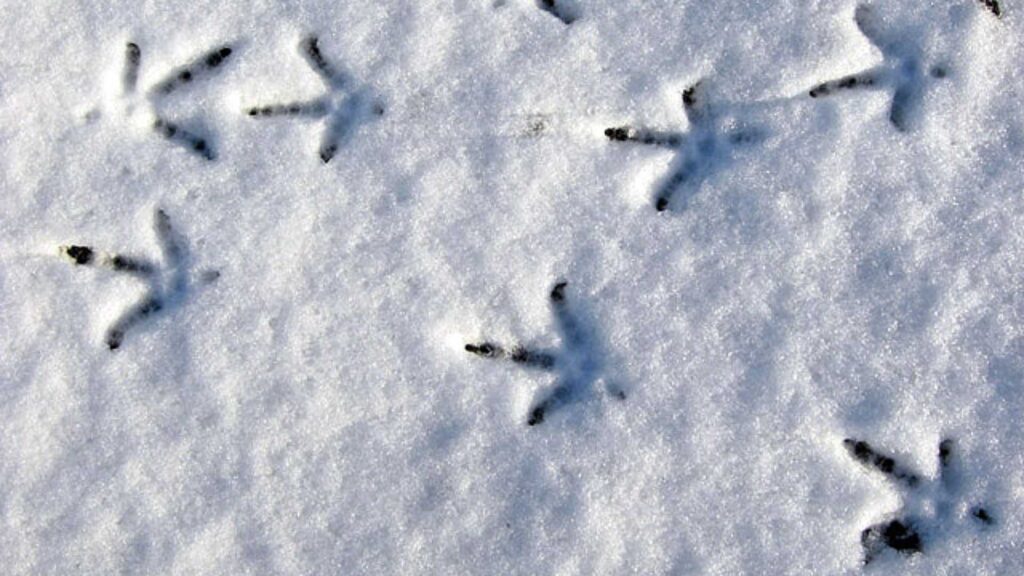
1;0;1023;573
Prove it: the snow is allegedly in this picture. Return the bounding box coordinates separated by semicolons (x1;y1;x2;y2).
1;0;1023;573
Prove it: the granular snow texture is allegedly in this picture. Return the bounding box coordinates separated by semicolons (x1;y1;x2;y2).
1;1;1023;574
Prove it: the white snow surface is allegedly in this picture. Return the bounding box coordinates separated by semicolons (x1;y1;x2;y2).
1;0;1023;574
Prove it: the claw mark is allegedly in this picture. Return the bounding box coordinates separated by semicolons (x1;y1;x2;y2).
808;73;878;98
245;36;384;164
149;46;234;97
300;36;342;86
59;209;216;350
536;0;579;25
153;118;214;160
841;437;995;565
108;254;157;276
860;519;922;562
807;4;952;132
843;439;920;488
93;40;234;160
123;42;141;94
938;438;953;469
464;342;557;368
465;280;623;426
978;0;1001;17
603;126;682;148
105;296;163;350
62;244;156;277
604;80;767;212
64;245;95;266
245;101;329;118
972;506;995;525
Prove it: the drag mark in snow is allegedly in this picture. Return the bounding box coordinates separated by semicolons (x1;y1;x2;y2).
59;209;218;350
604;80;767;212
244;36;384;164
841;437;995;565
465;281;624;426
807;4;952;132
